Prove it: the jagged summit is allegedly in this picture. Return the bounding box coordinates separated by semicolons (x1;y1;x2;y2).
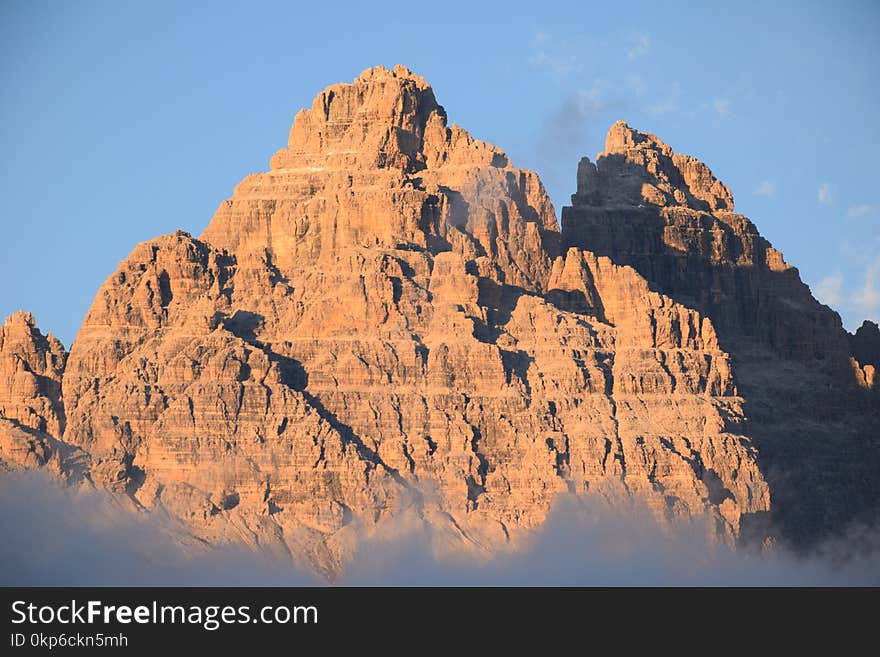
202;66;558;295
268;63;509;174
1;67;877;575
563;116;879;544
573;119;733;212
562;117;851;367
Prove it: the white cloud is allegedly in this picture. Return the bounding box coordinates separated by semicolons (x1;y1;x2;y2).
847;204;876;219
528;30;580;78
5;472;877;586
626;32;652;60
530;50;577;77
712;98;731;118
572;82;607;114
625;74;647;97
852;260;880;316
646;99;678;115
813;260;880;323
629;78;681;115
754;181;776;197
818;183;833;204
814;272;844;308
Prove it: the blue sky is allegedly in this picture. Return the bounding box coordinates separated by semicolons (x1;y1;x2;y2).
2;0;878;345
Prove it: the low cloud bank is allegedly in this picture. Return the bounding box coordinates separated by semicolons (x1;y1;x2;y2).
1;471;877;586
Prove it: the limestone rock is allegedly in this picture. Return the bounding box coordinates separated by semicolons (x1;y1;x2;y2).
851;320;880;389
0;311;65;472
40;69;771;571
0;312;89;479
564;123;850;368
0;311;66;438
564;120;880;543
3;69;876;575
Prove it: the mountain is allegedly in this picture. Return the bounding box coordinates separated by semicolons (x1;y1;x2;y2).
563;121;880;543
1;66;876;575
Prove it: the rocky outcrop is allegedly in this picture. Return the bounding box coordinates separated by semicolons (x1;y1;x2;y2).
851;321;880;389
1;67;875;573
0;312;66;470
563;121;880;545
201;65;558;296
564;121;851;368
0;311;66;436
11;67;770;572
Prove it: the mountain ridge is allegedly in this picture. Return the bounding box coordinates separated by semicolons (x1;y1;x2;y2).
1;65;877;574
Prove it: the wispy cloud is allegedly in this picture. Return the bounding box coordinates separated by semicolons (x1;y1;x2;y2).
814;272;844;308
647;81;683;116
625;74;647;97
529;31;577;78
852;259;880;317
847;204;876;219
530;50;577;77
754;181;776;197
626;32;651;60
3;471;880;586
713;98;731;118
818;183;833;205
626;76;681;115
571;83;607;115
532;79;615;188
812;259;880;323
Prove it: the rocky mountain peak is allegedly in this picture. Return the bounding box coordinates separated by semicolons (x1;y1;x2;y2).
1;67;877;576
201;66;555;294
603;119;667;155
574;119;733;212
0;311;66;440
268;64;508;174
0;311;66;373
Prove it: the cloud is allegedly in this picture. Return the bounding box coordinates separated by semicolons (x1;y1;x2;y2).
648;83;683;116
713;98;731;118
852;259;880;317
848;204;876;219
531;79;617;193
818;183;833;204
1;470;879;586
0;471;318;586
623;75;680;115
754;181;776;197
529;31;577;78
530;51;577;78
626;32;651;60
810;259;880;324
813;272;844;308
645;99;678;115
625;74;647;97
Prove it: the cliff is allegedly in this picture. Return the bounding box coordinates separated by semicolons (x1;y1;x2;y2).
1;67;876;574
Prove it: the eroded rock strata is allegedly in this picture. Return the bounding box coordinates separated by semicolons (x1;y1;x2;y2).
1;66;876;573
564;121;880;543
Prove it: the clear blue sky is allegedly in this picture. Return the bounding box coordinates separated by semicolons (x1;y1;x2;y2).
2;0;878;345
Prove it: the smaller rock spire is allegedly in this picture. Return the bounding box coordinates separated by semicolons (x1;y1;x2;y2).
574;119;734;212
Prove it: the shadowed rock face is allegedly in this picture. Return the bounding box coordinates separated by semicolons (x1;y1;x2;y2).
563;121;880;546
0;68;875;574
851;321;880;389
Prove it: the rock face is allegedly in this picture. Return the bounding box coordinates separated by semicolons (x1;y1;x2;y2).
565;121;850;365
1;68;876;573
0;312;66;470
851;321;880;390
564;121;880;543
